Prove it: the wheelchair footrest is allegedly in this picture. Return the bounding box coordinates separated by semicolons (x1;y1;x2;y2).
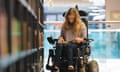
46;64;57;71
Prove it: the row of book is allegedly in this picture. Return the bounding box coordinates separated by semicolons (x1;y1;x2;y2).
0;1;43;71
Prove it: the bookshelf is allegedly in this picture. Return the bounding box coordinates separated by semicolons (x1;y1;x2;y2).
0;0;44;72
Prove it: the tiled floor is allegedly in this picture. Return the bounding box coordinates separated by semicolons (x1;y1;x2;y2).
43;29;120;72
44;58;120;72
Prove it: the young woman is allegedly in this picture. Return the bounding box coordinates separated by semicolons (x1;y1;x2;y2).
55;8;87;70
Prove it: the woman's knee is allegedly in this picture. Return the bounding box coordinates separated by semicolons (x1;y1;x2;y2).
56;43;64;48
67;42;79;49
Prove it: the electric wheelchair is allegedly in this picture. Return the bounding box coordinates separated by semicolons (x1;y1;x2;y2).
46;8;99;72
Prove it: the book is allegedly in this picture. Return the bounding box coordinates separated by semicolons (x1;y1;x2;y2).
28;0;35;12
21;21;28;51
39;32;43;48
27;26;32;50
37;8;41;23
0;10;8;57
11;17;21;54
34;29;38;48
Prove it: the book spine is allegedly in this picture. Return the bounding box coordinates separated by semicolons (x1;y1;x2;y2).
0;10;8;57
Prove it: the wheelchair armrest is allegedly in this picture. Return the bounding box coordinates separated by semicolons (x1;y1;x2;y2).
47;37;58;44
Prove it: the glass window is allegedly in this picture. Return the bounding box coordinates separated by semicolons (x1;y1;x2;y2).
57;14;64;21
46;14;56;21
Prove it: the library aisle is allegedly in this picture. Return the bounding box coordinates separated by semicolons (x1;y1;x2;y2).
1;0;120;72
0;0;44;72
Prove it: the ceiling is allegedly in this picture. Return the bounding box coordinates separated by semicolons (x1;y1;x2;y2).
44;0;105;13
44;0;93;6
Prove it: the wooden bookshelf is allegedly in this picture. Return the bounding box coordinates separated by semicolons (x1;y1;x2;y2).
0;0;44;72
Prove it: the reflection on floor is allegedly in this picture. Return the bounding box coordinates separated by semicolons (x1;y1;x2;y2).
44;58;120;72
91;59;120;72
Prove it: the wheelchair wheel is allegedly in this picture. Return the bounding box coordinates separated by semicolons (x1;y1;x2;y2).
88;60;99;72
52;69;60;72
79;65;86;72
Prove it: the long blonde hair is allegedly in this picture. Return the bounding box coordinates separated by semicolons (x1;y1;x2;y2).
63;8;83;35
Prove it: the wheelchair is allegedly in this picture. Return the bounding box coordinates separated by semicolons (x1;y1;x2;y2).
46;8;99;72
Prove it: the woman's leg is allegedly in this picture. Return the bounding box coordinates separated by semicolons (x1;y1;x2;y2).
66;43;79;65
55;43;64;66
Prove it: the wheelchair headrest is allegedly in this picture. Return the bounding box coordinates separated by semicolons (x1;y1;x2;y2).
81;18;88;27
63;10;88;17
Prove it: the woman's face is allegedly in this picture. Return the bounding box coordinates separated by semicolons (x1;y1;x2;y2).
67;13;75;24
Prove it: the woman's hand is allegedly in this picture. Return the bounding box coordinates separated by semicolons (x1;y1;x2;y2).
58;37;65;43
74;37;84;43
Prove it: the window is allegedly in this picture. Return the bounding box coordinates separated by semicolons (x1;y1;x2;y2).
46;14;56;21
